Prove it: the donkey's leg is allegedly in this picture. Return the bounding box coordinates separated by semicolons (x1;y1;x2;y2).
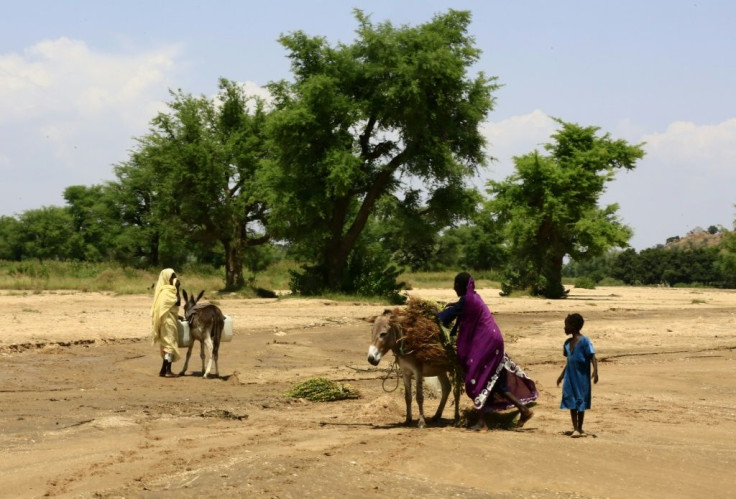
403;373;413;426
179;343;194;375
202;335;214;378
212;328;220;377
199;337;206;375
431;372;451;422
415;373;427;429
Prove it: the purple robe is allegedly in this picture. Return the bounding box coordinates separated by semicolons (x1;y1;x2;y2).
457;278;538;411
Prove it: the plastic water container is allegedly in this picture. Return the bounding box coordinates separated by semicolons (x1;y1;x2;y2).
222;315;233;342
177;316;232;346
177;319;191;348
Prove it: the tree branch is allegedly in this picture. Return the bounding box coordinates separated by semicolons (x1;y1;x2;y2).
343;149;408;248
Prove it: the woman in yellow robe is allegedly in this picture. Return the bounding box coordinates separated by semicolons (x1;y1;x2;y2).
151;268;181;377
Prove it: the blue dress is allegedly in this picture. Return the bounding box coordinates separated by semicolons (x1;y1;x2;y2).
560;335;595;411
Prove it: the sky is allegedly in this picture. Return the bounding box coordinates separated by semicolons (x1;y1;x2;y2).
1;0;734;250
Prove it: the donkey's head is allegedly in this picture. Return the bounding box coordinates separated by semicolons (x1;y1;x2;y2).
181;289;205;317
367;309;401;366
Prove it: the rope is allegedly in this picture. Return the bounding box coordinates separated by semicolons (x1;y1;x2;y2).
381;358;401;392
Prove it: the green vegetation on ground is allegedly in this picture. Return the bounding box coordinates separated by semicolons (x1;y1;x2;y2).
286;378;360;402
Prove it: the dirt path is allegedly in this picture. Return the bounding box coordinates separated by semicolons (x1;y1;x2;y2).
1;286;735;498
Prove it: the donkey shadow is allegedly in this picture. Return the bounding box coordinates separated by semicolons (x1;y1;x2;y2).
177;371;232;382
369;417;460;430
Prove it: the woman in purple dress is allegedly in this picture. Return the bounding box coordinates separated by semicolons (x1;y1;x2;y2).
438;272;537;430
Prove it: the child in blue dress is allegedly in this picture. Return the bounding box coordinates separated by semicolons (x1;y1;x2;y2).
556;313;598;437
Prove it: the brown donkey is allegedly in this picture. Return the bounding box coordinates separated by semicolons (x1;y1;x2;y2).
180;290;225;378
367;310;460;428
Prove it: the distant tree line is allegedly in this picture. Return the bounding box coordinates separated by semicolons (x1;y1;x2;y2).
563;238;736;289
1;9;733;298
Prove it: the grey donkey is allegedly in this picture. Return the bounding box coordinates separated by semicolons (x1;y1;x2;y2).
180;290;225;378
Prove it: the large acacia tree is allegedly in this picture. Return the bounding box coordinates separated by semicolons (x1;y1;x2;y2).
265;9;497;293
117;79;270;288
486;119;645;298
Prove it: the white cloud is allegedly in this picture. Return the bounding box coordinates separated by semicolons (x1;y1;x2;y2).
0;37;179;122
478;112;736;249
641;119;736;172
475;110;557;183
603;119;736;248
0;38;181;215
240;80;273;104
482;109;556;160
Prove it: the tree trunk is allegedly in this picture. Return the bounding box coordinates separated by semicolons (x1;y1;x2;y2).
321;197;351;291
324;239;351;291
224;240;245;290
541;252;566;299
321;164;402;291
150;231;160;267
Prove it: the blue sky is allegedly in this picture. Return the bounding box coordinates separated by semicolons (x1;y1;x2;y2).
1;0;734;250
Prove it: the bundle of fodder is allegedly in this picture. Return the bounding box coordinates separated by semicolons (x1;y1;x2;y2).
393;297;450;364
287;377;360;402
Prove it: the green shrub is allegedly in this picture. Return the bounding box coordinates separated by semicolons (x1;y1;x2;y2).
574;277;597;289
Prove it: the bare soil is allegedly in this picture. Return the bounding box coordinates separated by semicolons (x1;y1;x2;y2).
1;286;735;498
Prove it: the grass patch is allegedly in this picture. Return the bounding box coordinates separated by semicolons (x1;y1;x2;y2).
597;277;625;286
2;259;646;303
0;260;295;297
286;377;360;402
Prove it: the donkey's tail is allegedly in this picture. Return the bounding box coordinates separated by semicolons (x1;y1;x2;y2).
212;310;225;355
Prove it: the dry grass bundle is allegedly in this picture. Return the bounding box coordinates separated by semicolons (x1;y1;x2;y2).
393;298;450;364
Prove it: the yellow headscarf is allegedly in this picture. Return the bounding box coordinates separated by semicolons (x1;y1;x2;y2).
151;268;178;340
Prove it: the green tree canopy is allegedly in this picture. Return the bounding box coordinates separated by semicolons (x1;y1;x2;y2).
486;119;645;298
17;206;80;262
116;79;270;288
265;9;497;293
63;184;121;262
0;215;22;261
110;154;165;267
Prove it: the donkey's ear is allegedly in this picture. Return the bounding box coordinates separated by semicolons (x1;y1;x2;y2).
382;309;393;316
182;289;188;303
196;290;205;303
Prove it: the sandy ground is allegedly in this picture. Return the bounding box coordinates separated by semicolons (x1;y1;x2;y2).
1;286;735;498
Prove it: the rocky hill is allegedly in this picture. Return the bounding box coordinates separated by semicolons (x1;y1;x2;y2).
665;226;728;249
